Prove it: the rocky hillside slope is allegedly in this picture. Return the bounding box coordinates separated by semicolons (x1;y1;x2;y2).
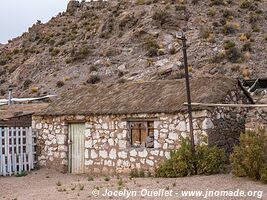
0;0;266;97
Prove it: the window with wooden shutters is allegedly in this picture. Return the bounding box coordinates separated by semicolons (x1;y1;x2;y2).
129;121;154;148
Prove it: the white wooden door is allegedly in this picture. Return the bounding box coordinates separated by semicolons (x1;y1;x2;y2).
68;124;85;174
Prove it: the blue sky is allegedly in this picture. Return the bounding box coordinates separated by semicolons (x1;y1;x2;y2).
0;0;68;44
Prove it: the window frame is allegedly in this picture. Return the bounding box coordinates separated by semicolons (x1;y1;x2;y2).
128;121;154;148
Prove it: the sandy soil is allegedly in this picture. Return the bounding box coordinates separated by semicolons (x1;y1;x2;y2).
0;168;266;200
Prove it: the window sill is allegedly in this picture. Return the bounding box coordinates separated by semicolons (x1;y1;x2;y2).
129;146;154;150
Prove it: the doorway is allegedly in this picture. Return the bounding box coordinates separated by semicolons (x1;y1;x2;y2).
68;123;85;174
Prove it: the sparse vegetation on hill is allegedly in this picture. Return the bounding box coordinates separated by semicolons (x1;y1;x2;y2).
0;0;266;97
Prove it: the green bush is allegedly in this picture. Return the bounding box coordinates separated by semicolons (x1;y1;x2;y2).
68;45;91;63
252;24;260;32
225;47;243;63
0;59;7;66
129;169;149;178
210;0;225;6
223;23;237;35
240;0;252;9
156;139;195;177
156;139;226;178
224;40;236;50
230;129;267;183
23;79;32;89
146;47;158;57
199;26;211;39
89;65;98;73
192;0;199;4
129;169;139;178
208;8;216;16
143;40;160;57
249;13;259;24
260;164;267;183
12;48;20;55
0;88;6;96
152;10;169;26
139;170;145;177
176;5;186;11
222;9;234;19
16;171;27;177
56;81;65;88
211;51;225;63
87;75;100;84
136;0;145;5
50;48;60;56
242;42;252;52
196;145;226;175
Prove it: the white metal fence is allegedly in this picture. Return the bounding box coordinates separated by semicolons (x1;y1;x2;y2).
0;127;36;176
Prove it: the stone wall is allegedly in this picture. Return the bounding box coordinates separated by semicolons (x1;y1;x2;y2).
245;93;267;130
246;107;267;130
33;110;212;174
208;89;250;153
33;116;68;172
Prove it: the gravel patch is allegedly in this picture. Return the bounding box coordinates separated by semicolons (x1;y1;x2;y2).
0;168;266;200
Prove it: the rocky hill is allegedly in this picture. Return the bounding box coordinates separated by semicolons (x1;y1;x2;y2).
0;0;266;97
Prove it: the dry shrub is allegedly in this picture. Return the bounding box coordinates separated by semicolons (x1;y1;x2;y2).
230;129;267;183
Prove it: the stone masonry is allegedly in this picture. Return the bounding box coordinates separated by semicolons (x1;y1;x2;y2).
208;89;250;153
33;111;211;174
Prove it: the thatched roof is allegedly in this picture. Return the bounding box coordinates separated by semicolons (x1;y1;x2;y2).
0;103;49;120
37;77;249;116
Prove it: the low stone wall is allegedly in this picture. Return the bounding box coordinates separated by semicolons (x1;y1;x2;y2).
33;110;213;174
246;108;267;130
208;90;249;153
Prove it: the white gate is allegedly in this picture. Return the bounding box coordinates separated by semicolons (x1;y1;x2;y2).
0;127;36;176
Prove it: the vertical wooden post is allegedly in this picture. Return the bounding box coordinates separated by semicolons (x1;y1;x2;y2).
2;154;6;176
20;127;23;155
11;128;15;172
29;127;33;169
16;128;19;154
178;32;195;155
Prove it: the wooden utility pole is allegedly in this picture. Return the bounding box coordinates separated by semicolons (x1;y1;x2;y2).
177;32;195;154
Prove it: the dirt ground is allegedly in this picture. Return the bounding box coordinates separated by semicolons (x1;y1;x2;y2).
0;168;266;200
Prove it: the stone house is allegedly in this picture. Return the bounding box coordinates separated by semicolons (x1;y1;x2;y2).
33;77;253;174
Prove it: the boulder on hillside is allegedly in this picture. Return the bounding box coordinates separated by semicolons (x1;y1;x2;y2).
67;0;80;14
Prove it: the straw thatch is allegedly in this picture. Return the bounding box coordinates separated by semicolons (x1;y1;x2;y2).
0;103;49;120
37;77;249;116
